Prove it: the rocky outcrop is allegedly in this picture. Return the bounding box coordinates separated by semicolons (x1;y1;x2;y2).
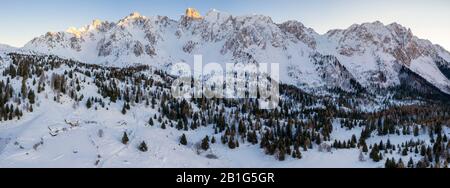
279;21;317;49
185;8;202;19
326;21;440;66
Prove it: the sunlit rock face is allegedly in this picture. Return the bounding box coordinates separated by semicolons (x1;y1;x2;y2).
185;8;202;19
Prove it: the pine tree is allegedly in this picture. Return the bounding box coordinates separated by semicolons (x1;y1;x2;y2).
211;136;216;144
86;98;92;109
180;134;187;145
221;135;227;145
379;140;384;150
21;78;27;99
238;120;246;135
420;145;426;156
176;120;183;130
28;90;35;104
386;139;392;149
228;137;236;149
121;103;127;114
247;131;257;145
151;97;156;109
138;141;148;152
201;136;210;150
278;148;286;161
122;132;129;144
385;158;392;168
351;134;357;145
362;142;368;153
295;147;302;159
370;144;380;162
148;118;154;126
402;147;408;156
414;125;419;137
315;134;321;145
184;121;189;131
407;157;414;168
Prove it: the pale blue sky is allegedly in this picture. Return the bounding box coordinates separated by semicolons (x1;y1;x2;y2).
1;0;449;50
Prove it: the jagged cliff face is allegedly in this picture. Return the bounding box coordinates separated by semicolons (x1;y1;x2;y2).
321;21;450;93
325;22;439;66
22;9;450;94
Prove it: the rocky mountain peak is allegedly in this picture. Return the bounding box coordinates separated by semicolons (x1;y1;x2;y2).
127;12;144;19
279;20;318;49
204;9;231;23
324;21;440;65
118;12;147;26
185;8;202;19
91;19;104;28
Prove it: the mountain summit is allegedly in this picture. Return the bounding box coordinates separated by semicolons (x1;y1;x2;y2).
185;8;202;19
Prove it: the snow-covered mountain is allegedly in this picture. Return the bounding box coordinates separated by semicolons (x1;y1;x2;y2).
23;9;450;94
2;9;450;168
322;21;450;93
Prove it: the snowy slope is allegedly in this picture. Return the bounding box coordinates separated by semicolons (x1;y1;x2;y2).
0;49;449;168
1;99;448;168
0;53;369;168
